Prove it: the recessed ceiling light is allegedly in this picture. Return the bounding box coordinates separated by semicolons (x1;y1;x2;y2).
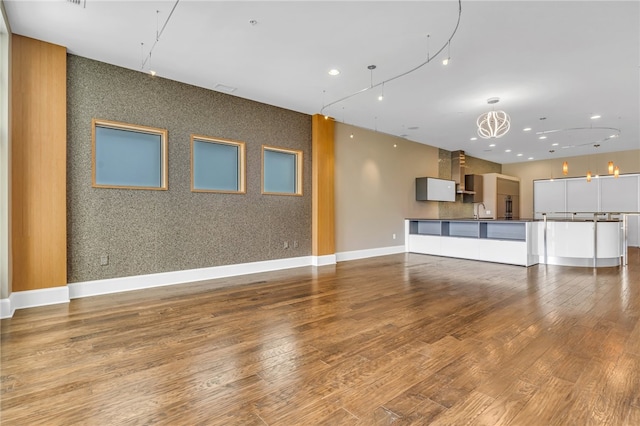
528;157;534;160
328;69;340;76
470;137;477;141
523;127;532;132
539;136;547;140
552;143;559;146
591;114;601;119
517;153;523;157
489;144;496;147
505;149;511;152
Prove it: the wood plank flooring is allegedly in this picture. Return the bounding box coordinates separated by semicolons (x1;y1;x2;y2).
2;249;640;425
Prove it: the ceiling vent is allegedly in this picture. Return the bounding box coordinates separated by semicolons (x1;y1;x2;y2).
214;84;237;94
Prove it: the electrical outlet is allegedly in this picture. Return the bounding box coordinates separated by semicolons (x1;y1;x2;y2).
392;233;396;240
100;254;109;266
284;241;289;249
293;240;298;248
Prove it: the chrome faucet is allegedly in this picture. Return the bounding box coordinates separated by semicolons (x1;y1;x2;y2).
474;202;486;219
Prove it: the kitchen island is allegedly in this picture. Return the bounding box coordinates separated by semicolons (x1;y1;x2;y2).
405;218;624;267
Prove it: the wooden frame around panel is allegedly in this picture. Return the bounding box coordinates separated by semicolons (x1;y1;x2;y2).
92;118;169;190
261;145;304;196
190;134;246;194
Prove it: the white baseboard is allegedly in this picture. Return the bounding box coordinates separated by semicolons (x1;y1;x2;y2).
68;256;313;299
336;245;406;262
311;254;337;266
0;297;13;319
2;248;409;319
0;286;70;319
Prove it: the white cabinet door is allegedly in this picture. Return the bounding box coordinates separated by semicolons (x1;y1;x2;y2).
440;237;478;260
477;239;528;266
601;175;639;247
600;175;638;211
533;180;566;219
566;179;598;213
408;235;441;256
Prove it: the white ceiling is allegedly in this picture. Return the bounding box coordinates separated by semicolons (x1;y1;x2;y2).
5;0;640;165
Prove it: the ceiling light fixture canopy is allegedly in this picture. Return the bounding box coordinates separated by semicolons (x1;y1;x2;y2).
477;97;511;139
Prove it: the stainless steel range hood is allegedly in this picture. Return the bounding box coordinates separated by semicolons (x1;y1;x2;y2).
451;150;475;194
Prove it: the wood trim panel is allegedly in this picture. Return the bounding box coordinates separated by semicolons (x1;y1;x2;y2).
311;114;335;256
261;145;304;196
91;118;169;190
11;35;67;291
190;134;246;194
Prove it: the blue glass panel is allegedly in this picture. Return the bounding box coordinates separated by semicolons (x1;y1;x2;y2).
95;126;162;187
193;140;239;191
264;149;296;194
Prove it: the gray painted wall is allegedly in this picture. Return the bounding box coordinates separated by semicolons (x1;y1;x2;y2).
67;55;311;283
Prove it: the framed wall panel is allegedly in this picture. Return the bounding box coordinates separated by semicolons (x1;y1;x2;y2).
92;119;168;190
262;145;303;196
191;135;246;193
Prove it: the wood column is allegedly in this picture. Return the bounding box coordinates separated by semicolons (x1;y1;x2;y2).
11;35;67;291
311;114;335;257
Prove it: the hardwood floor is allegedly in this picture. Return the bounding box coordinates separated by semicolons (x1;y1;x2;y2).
2;249;640;425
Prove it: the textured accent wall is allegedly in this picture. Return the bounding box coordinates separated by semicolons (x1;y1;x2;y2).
67;55;311;283
438;149;501;219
